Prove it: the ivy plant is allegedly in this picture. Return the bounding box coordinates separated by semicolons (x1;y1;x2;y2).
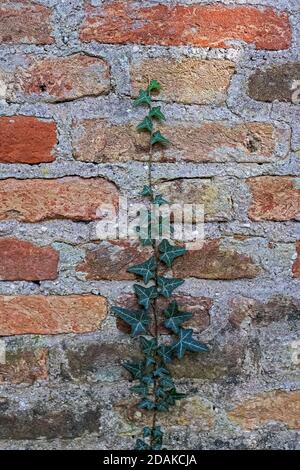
112;80;209;450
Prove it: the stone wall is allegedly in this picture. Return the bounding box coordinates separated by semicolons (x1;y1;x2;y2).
0;0;299;450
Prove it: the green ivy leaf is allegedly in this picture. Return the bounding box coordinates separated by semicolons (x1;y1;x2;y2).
159;375;175;390
157;344;174;364
141;337;157;356
135;439;151;450
141;185;153;197
134;284;158;309
134;89;151;106
173;328;209;359
141;237;154;247
149;106;166;121
112;306;150;336
131;384;149;397
156;387;167;399
151;130;170;146
142;374;154;385
137;116;153;133
153;194;169;206
138;398;156;410
153;366;169;378
123;361;143;380
127;256;156;284
143;427;152;438
163;300;192;333
168;388;186;401
157;276;184;298
156;401;170;412
147;79;161;93
159;239;187;267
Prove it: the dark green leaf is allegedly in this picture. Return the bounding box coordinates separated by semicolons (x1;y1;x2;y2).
156;387;167;399
123;361;143;379
143;426;152;438
131;384;149;397
142;374;154;385
135;439;150;450
159;375;175;390
156;401;169;412
173;328;209;359
159;239;187;267
153;426;163;439
163;300;192;333
134;284;158;309
140;237;154;247
141;185;153;197
149;106;166;121
137;116;153;133
112;306;150;336
127;256;156;284
153;194;169;206
153;366;169;378
138;398;155;410
134;89;151;106
147;79;161;93
157;344;174;364
150;130;170;146
169;388;186;400
141;337;157;356
157;276;184;298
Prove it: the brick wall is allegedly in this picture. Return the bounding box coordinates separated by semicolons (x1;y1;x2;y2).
0;0;299;450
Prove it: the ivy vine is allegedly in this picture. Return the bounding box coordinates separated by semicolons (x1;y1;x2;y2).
112;80;209;450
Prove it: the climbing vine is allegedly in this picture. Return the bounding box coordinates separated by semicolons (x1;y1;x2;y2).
112;80;209;450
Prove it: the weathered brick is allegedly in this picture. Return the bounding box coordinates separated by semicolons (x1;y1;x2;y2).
0;177;118;222
172;239;260;280
229;296;300;328
80;3;291;50
72;119;288;164
116;294;212;334
0;295;107;335
248;64;300;103
228;390;300;430
77;241;153;281
0;238;59;281
0;116;57;164
9;53;110;103
248;176;300;221
156;178;233;222
131;58;235;105
0;0;53;45
293;242;300;278
0;349;48;385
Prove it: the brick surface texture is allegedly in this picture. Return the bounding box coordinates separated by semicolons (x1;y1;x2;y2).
0;0;299;451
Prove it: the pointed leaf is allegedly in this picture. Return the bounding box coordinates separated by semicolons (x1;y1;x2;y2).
157;344;174;364
135;439;151;450
149;106;166;121
157;276;184;298
173;328;209;359
151;130;170;146
141;337;157;356
137;116;153;133
134;89;151;106
134;284;158;309
163;300;192;333
141;185;153;197
127;256;156;284
153;194;169;206
138;398;155;410
131;384;149;397
123;361;143;379
112;306;150;336
159;239;187;267
147;79;161;93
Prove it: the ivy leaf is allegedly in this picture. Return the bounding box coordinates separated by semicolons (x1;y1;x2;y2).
134;89;151;106
156;401;170;412
159;375;175;390
159;239;187;267
112;306;150;336
141;185;153;197
141;337;157;356
173;328;209;359
157;276;184;298
150;131;170;146
147;79;161;93
134;284;158;309
127;256;156;284
141;237;153;247
123;361;143;380
157;344;174;364
149;106;166;121
156;387;167;399
153;366;169;378
142;374;154;385
168;388;186;400
153;194;169;206
135;439;151;450
131;384;149;397
137;116;153;133
163;300;192;333
138;398;156;410
143;426;152;438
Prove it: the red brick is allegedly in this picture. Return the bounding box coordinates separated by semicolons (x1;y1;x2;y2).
248;177;300;221
80;3;291;50
0;295;107;335
0;238;58;281
0;116;57;164
172;239;260;280
0;349;48;384
77;240;153;281
10;53;110;103
0;0;53;45
0;177;119;222
292;242;300;278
